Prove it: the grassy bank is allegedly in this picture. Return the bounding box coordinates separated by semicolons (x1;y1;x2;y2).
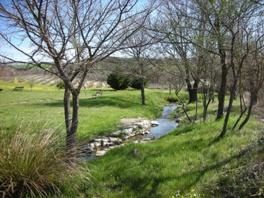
77;93;263;197
83;117;263;197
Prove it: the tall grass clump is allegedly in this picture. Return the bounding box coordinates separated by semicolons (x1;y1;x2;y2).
0;125;89;197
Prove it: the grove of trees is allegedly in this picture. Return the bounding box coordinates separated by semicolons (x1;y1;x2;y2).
1;0;264;157
150;0;264;138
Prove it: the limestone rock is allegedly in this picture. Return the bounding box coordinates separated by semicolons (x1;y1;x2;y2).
122;128;133;135
96;150;107;156
151;120;159;127
108;137;122;145
111;130;122;137
83;118;154;158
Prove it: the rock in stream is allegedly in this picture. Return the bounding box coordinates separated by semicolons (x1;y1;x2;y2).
80;118;153;158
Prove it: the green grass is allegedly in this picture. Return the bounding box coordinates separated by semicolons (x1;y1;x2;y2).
0;83;171;140
1;81;263;197
82;117;263;197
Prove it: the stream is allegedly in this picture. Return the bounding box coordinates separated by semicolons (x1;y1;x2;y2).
82;103;178;160
146;103;178;139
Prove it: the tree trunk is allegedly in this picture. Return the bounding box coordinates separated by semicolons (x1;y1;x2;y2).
66;93;79;155
64;87;71;136
202;87;210;122
203;102;210;121
140;77;146;105
219;79;237;138
232;107;247;130
232;92;247;130
188;88;197;103
186;79;198;103
216;61;228;120
139;62;145;105
238;103;253;130
210;85;215;103
238;93;257;130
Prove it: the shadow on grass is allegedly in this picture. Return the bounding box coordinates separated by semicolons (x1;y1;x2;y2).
169;124;196;137
79;96;141;108
137;149;253;197
91;136;263;197
174;140;264;193
31;95;163;119
33;96;142;109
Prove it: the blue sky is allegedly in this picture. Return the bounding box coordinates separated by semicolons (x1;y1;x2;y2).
0;0;152;63
0;0;32;62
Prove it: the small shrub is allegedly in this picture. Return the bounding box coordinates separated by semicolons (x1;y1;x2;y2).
107;73;130;90
56;81;65;89
130;77;147;90
166;96;178;103
0;126;89;197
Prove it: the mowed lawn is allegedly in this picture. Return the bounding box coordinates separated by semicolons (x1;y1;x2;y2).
0;82;170;140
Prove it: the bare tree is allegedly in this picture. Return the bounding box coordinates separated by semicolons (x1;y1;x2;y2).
147;54;193;123
188;0;264;136
123;27;155;105
217;1;264;137
237;34;264;130
200;55;218;121
193;0;235;120
0;0;152;154
154;0;201;104
155;0;264;133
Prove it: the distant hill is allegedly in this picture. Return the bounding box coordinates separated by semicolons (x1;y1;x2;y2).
0;56;172;88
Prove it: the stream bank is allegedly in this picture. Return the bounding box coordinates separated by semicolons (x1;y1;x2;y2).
80;103;178;159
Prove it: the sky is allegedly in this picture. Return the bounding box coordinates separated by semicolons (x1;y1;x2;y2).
0;0;32;62
0;0;152;63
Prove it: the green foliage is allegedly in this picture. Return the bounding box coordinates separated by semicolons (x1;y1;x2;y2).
166;96;178;103
107;73;130;90
56;81;65;89
130;77;147;90
0;125;89;197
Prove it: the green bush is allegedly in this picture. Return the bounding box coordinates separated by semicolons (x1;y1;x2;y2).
107;73;130;90
130;77;147;90
166;96;178;103
0;126;89;197
56;81;65;89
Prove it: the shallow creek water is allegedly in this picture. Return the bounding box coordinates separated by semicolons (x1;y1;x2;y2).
147;103;178;139
84;103;178;160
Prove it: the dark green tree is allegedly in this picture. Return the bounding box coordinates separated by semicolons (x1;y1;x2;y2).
107;73;130;90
